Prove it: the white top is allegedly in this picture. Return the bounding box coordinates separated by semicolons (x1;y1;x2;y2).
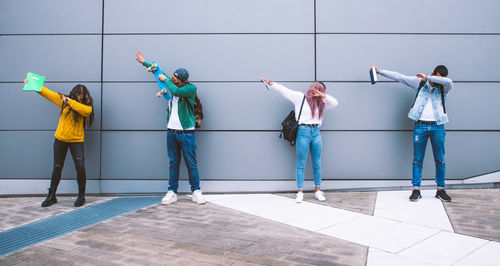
167;96;194;130
167;96;183;130
419;94;436;121
270;82;338;125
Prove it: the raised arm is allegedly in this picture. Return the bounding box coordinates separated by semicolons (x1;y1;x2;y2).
377;68;422;90
309;87;338;110
136;51;163;72
427;75;453;93
260;77;303;104
38;86;63;108
66;99;92;117
161;76;196;97
323;94;338;110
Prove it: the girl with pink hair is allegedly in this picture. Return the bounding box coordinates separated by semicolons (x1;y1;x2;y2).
261;77;338;203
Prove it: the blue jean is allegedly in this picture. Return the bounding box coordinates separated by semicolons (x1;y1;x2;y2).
295;125;322;189
412;122;446;188
167;131;200;192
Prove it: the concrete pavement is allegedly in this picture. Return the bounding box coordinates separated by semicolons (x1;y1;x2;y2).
0;188;499;265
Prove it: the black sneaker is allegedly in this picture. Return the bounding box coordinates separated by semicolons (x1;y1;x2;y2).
435;189;451;202
409;189;422;202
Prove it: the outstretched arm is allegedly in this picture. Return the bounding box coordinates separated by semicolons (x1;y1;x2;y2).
25;77;63;108
310;88;338;110
136;51;154;68
374;66;422;90
261;77;303;104
423;74;453;93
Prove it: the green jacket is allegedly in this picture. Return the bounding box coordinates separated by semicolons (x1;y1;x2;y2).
143;61;197;129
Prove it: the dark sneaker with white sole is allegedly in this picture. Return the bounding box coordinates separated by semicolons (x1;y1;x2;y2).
409;189;422;202
435;189;452;202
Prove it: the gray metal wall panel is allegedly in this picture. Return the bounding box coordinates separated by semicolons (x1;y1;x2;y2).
0;0;102;34
0;83;101;130
316;0;500;33
100;131;500;181
102;83;168;130
0;36;102;82
104;0;313;33
446;83;500;130
316;35;500;82
103;35;315;82
102;82;312;130
0;131;100;179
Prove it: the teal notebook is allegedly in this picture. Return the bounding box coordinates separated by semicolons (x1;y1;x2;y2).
23;72;45;92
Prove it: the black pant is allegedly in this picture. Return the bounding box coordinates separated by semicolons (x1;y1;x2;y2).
50;139;86;192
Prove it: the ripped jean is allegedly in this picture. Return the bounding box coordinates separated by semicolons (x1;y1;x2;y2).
412;122;446;188
50;139;86;192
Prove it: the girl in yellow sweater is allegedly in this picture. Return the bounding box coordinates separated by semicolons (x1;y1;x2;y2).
24;77;94;207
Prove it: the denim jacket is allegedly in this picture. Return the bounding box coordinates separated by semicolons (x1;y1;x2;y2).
379;70;453;125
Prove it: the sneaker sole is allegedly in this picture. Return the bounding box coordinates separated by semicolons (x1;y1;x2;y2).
435;195;451;202
409;195;422;202
161;199;178;205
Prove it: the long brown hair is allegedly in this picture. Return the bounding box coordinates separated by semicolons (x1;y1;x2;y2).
60;84;94;127
305;81;326;119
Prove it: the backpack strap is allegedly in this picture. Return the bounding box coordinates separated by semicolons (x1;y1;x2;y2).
440;87;446;114
297;96;306;123
410;80;447;114
410;80;427;109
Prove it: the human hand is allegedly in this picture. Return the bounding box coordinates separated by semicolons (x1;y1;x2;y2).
62;96;70;104
158;74;167;81
416;73;428;82
260;77;273;86
136;51;145;64
310;88;326;98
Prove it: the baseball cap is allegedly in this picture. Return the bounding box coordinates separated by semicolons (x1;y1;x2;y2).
174;68;189;81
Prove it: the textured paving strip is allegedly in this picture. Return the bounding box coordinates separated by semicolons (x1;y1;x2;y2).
0;196;115;232
0;197;161;256
0;196;367;265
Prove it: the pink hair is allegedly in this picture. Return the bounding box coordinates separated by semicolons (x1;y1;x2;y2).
305;81;326;119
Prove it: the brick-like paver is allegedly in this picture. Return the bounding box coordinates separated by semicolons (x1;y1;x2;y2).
0;196;115;232
442;188;500;242
0;196;367;265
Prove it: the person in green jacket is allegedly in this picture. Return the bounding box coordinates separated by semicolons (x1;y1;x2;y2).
136;51;204;205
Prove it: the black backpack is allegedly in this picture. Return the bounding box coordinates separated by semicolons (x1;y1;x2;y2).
280;96;305;146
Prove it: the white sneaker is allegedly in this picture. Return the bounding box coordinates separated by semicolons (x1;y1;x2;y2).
314;190;326;201
161;191;178;205
192;190;206;204
296;192;304;203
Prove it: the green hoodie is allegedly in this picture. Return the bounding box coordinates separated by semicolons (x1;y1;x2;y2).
143;61;197;129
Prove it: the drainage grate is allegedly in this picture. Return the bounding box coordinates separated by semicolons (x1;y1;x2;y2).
0;197;161;257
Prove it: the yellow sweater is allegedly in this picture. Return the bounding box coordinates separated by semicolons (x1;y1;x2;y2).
39;87;93;142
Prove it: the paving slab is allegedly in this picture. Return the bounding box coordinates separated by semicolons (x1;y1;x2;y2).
374;190;454;231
